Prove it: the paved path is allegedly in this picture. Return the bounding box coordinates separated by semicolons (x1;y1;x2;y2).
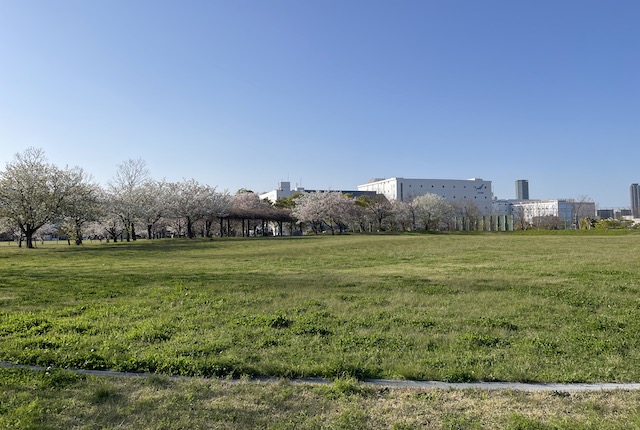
3;361;640;392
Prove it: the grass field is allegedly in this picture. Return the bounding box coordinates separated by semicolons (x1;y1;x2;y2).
2;232;640;428
1;232;640;383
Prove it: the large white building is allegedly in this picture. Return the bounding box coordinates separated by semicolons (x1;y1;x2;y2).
493;198;596;228
357;177;494;215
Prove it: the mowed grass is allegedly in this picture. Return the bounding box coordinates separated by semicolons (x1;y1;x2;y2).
1;233;640;383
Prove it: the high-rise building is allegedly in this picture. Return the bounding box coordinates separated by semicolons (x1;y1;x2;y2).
631;183;640;218
515;179;529;200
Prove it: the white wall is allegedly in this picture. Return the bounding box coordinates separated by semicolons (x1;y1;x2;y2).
358;177;494;215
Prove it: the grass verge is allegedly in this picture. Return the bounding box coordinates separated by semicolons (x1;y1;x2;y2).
2;367;639;429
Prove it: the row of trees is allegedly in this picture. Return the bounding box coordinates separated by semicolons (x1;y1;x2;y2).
1;148;476;247
8;148;610;247
290;190;459;235
0;149;230;247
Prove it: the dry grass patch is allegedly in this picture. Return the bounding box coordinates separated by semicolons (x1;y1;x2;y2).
2;368;640;429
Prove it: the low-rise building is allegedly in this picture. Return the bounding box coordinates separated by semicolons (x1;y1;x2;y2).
259;181;376;202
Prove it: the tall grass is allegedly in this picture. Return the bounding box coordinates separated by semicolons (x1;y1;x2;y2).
1;233;639;382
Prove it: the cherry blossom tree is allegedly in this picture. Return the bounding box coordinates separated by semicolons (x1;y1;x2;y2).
292;191;355;234
58;168;101;245
391;199;416;231
169;179;214;239
229;191;275;237
107;158;150;241
202;188;230;238
0;148;92;248
138;180;171;239
412;193;455;231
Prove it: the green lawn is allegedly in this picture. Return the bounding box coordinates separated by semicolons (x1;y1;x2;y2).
1;233;640;383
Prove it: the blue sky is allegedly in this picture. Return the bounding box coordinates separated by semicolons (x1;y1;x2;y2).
1;1;638;208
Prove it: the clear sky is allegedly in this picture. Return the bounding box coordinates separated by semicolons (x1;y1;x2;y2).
1;1;638;208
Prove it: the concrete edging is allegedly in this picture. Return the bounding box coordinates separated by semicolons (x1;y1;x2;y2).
2;361;640;392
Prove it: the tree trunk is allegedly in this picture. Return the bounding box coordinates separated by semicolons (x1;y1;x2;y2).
25;225;35;249
187;217;194;238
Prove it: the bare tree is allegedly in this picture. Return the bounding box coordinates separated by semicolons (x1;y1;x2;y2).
532;215;560;230
356;194;393;231
349;200;371;232
511;205;528;230
569;195;595;229
453;201;482;231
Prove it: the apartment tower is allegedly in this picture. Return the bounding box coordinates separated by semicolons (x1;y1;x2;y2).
515;179;529;200
631;183;640;218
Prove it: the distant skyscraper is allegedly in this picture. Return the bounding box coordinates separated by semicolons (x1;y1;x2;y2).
516;179;529;200
631;183;640;218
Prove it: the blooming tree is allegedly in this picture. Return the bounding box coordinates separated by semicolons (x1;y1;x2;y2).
168;179;216;238
292;191;355;234
0;148;92;248
58;167;101;245
411;193;455;231
107;158;150;241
